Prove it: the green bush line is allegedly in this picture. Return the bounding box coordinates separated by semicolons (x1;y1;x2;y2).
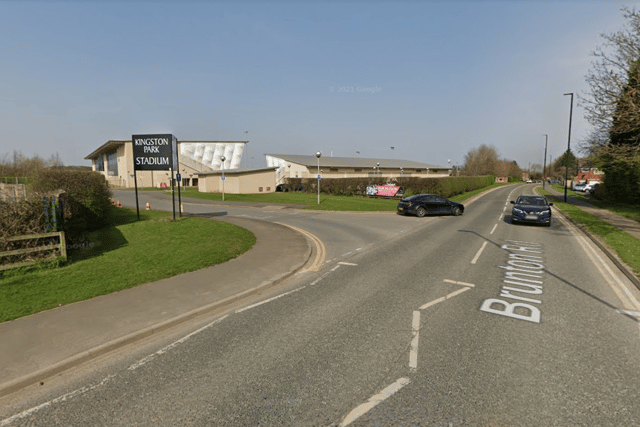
539;189;640;277
0;208;256;323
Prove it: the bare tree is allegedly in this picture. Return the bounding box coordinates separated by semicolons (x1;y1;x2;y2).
462;144;500;176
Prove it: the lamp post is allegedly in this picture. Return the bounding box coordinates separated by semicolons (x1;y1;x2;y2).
315;151;321;204
542;134;548;189
377;162;380;179
563;92;573;202
400;167;403;177
220;155;226;201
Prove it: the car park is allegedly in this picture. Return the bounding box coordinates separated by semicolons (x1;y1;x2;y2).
397;194;464;217
510;195;553;226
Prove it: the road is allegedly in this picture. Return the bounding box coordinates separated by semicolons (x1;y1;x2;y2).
2;185;640;426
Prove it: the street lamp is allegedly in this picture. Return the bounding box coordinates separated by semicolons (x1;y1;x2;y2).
400;167;403;177
220;155;226;201
315;151;321;204
377;162;380;178
564;92;574;202
542;134;548;189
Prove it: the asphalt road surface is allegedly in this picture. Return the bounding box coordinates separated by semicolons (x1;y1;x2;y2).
2;185;640;426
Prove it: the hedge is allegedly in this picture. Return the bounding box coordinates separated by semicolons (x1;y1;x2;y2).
280;175;495;199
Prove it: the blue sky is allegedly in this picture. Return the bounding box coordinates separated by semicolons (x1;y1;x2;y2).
1;0;637;170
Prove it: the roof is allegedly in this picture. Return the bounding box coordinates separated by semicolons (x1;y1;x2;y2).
84;140;128;159
265;154;447;169
197;167;278;176
85;140;248;160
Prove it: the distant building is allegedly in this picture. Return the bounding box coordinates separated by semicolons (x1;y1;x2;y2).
85;140;248;188
265;154;450;185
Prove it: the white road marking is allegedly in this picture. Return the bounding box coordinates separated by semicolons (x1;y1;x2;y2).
499;213;504;221
471;241;488;264
235;287;305;314
443;279;475;288
338;262;358;266
556;213;640;311
409;311;420;371
0;375;116;426
419;296;446;310
446;287;471;299
129;315;229;371
490;223;498;235
339;378;411;426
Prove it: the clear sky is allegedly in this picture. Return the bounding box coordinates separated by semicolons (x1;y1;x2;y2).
1;0;638;170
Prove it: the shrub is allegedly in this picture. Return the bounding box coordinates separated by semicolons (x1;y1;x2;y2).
28;169;113;239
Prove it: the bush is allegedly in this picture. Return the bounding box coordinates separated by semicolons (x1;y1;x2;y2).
281;175;495;199
28;169;113;239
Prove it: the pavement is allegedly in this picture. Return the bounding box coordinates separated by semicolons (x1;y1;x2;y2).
538;184;640;288
0;214;311;397
1;185;639;398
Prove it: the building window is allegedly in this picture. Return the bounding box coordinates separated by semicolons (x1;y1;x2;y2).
107;150;118;176
192;178;198;186
416;169;422;172
354;169;362;172
330;168;338;172
95;154;105;171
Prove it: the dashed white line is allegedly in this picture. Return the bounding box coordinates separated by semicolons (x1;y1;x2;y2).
409;311;420;371
338;262;358;266
339;378;411;426
490;223;498;235
471;241;488;264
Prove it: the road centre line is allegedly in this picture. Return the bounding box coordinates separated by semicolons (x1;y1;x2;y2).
339;378;411;426
275;222;325;272
409;311;420;371
471;241;488;264
338;262;358;266
419;281;473;309
490;223;498;235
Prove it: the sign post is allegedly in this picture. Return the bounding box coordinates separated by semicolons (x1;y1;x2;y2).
132;134;178;220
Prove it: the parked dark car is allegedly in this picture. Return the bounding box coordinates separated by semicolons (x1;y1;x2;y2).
397;194;464;217
510;195;553;226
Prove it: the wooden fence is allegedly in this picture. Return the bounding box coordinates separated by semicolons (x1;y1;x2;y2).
0;231;67;271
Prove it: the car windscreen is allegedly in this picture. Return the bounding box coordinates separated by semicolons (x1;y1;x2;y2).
517;197;548;206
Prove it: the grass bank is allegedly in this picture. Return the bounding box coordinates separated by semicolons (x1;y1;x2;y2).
538;189;640;277
0;208;255;323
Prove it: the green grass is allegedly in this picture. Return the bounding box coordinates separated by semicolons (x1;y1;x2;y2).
0;208;255;323
538;189;640;277
551;184;640;223
156;182;513;211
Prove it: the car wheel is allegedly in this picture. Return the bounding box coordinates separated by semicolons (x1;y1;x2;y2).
452;207;462;216
415;207;427;218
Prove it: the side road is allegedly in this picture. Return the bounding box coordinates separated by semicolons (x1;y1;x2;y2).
0;216;311;397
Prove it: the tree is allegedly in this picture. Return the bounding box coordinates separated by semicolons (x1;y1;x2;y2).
581;7;640;201
581;7;640;148
462;144;499;176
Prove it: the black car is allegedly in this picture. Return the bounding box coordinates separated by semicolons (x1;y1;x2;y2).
397;194;464;217
510;195;553;226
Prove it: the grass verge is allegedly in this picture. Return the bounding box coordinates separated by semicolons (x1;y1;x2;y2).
154;183;513;211
538;189;640;277
0;208;255;323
